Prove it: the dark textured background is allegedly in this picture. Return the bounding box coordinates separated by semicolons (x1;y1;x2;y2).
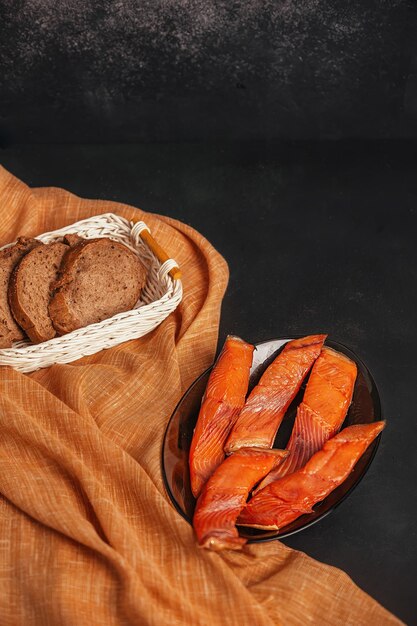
1;1;417;623
1;0;417;142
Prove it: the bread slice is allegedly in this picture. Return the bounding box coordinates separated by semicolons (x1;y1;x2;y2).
9;242;70;344
0;237;43;348
49;238;147;335
63;233;83;247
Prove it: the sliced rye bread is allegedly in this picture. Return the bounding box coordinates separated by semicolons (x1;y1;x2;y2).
8;241;70;344
0;237;43;348
49;237;147;335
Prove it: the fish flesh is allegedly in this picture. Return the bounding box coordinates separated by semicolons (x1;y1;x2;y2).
224;335;326;454
193;447;289;551
189;336;254;498
237;421;385;530
256;347;357;489
256;346;357;491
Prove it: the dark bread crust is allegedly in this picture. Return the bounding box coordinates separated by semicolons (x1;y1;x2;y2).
63;234;83;247
9;242;69;344
0;237;43;347
49;238;147;335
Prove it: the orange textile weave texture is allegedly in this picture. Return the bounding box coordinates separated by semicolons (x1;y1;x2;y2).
0;165;403;626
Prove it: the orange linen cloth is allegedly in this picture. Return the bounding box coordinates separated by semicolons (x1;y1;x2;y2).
0;165;402;626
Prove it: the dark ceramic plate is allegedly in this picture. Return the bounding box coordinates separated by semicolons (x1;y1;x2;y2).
161;338;382;542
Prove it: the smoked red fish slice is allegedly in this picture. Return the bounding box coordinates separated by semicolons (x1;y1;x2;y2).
256;346;357;492
224;335;326;454
193;447;288;551
238;421;385;530
189;336;254;498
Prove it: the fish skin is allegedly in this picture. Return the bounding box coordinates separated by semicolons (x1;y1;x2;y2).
237;421;385;530
189;336;254;498
193;447;289;551
224;334;327;454
256;346;357;491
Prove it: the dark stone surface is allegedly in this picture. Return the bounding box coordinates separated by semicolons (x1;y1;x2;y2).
1;140;416;624
1;1;417;142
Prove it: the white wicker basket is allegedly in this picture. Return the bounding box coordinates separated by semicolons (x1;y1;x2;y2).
0;212;183;373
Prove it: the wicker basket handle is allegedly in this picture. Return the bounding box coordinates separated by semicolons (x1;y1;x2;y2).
132;221;182;280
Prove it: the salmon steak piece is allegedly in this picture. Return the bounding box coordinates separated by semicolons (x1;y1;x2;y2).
237;421;385;530
189;336;254;498
256;346;357;492
224;334;326;454
193;447;288;551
